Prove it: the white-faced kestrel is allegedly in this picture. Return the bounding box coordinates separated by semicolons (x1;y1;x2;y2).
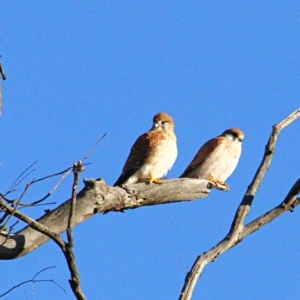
180;128;244;191
114;112;178;186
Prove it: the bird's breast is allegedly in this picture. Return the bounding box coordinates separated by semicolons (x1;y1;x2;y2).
145;132;177;178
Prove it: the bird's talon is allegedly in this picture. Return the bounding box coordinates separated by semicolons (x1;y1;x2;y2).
146;175;163;184
222;183;229;191
208;175;229;191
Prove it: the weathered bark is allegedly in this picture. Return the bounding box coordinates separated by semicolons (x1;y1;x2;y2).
0;178;211;259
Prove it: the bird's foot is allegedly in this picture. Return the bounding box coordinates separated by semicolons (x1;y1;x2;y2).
209;175;229;191
146;174;163;184
220;182;229;191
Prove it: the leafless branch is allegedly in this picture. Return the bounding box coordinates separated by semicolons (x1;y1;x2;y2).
1;108;299;300
0;56;5;116
0;167;72;241
0;220;18;246
3;133;105;210
0;211;9;225
64;161;87;300
3;166;72;208
30;166;72;185
0;266;65;298
0;184;32;235
0;197;66;248
179;108;300;300
0;178;210;259
20;167;73;206
242;179;300;237
0;161;87;300
0;57;6;80
8;161;37;193
82;133;107;161
19;201;57;208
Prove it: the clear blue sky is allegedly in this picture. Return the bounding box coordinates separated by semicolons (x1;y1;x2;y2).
1;1;300;299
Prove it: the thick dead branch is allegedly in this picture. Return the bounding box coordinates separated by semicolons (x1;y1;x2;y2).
0;178;210;259
179;108;300;300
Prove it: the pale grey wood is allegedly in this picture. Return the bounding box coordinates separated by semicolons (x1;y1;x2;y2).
0;178;211;259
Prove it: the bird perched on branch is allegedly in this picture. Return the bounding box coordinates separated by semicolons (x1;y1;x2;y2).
180;128;244;191
114;112;178;186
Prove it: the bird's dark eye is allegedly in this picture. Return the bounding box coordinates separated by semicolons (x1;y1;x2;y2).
161;120;167;125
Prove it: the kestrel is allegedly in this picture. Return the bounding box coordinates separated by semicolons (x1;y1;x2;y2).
180;128;244;191
114;112;178;186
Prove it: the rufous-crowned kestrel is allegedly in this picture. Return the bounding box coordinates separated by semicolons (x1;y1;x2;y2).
180;128;244;191
114;112;177;186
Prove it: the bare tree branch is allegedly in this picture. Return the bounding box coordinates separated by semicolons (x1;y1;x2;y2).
0;197;66;249
0;109;299;300
243;179;300;237
0;56;6;80
21;167;73;206
82;133;107;161
8;161;37;193
0;56;6;116
179;108;300;300
65;161;87;300
0;221;18;246
0;178;210;259
1;162;88;299
0;183;33;235
0;266;65;298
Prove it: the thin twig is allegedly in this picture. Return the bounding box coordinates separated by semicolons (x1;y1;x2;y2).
0;56;5;116
30;167;72;185
19;201;57;208
4;167;72;207
0;266;66;297
20;167;72;206
0;220;18;246
0;57;6;80
32;266;56;280
0;184;32;235
0;211;9;225
9;161;37;192
179;108;300;300
82;133;107;161
0;193;14;203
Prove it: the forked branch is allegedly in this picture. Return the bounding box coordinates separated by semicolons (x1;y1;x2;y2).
179;108;300;300
0;266;65;298
0;162;87;300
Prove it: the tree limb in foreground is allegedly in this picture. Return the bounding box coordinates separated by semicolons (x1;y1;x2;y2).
0;178;211;259
179;108;300;300
0;162;88;300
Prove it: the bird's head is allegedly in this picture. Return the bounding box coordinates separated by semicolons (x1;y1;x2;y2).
222;128;244;142
151;112;175;131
